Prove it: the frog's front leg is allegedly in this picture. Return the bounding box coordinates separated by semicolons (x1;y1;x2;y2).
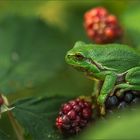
92;79;103;98
97;72;117;115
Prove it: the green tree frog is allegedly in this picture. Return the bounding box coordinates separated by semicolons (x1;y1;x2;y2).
65;41;140;114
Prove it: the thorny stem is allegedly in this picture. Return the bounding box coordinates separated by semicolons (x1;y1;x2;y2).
8;111;25;140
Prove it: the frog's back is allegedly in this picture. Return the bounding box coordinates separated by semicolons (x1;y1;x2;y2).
88;44;140;73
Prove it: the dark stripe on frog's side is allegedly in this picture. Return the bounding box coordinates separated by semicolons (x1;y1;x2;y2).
86;44;140;73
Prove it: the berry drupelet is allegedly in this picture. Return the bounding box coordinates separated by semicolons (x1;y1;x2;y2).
56;98;92;134
84;7;123;44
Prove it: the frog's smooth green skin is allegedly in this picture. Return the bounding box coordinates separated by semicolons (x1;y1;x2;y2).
65;41;140;114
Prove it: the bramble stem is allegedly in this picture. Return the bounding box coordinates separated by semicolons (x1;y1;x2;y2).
8;111;25;140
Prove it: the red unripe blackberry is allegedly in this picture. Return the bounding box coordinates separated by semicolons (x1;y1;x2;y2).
56;98;92;134
0;96;4;106
84;7;123;44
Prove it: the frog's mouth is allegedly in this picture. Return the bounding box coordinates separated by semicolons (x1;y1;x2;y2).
72;66;87;72
73;66;94;77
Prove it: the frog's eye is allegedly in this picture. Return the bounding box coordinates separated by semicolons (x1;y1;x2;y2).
75;53;84;61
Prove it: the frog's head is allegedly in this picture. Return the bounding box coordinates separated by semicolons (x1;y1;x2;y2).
65;41;100;73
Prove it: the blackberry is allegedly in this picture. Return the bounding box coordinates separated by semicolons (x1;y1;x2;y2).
105;96;119;109
124;92;134;103
84;7;123;44
118;101;128;110
132;98;140;104
56;98;92;134
132;91;140;97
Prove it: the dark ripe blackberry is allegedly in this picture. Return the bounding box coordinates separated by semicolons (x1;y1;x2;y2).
132;91;140;97
56;98;92;134
107;109;114;115
124;92;134;103
132;98;140;104
84;7;123;44
105;96;119;109
118;101;128;110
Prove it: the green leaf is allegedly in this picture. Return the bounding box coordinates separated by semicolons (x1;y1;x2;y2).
0;1;45;17
80;107;140;139
0;16;71;95
0;129;11;140
0;16;93;100
0;113;18;140
12;96;74;140
122;5;140;50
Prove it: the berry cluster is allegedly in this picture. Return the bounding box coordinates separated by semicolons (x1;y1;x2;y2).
56;91;140;135
56;98;92;134
105;90;140;111
84;7;123;44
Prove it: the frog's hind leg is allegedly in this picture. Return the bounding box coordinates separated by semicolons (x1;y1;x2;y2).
113;67;140;96
114;83;140;97
126;67;140;85
92;80;103;98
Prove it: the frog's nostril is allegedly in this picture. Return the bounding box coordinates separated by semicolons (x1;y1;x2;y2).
65;54;72;62
67;55;71;59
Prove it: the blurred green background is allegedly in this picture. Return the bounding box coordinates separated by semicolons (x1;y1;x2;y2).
0;1;140;140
